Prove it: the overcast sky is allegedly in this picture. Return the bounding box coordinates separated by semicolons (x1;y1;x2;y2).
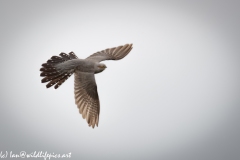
0;0;240;160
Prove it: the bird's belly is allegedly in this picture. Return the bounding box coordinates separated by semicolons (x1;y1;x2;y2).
75;61;95;73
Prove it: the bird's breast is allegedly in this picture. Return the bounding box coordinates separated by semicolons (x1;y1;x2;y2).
75;60;95;73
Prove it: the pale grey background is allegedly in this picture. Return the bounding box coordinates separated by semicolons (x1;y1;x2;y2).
0;0;240;160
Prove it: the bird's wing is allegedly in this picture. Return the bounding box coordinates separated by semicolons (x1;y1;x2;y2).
86;43;133;62
74;70;100;128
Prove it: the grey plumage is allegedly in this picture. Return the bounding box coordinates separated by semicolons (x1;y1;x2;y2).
40;43;133;128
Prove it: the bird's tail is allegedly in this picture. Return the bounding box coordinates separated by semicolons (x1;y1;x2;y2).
40;52;78;89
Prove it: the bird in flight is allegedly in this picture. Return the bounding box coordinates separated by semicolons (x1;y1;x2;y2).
40;44;133;128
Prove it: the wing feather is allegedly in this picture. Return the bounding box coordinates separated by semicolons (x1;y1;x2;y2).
74;70;100;128
86;43;133;62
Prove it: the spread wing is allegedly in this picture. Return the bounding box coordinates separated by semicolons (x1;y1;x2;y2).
86;43;133;62
74;70;100;128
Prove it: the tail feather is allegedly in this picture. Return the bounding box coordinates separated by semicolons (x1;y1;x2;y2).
69;52;78;59
46;75;65;88
40;67;57;72
41;73;65;83
60;52;71;60
54;72;73;89
51;56;64;61
40;71;60;77
42;63;53;68
47;59;63;64
40;51;78;89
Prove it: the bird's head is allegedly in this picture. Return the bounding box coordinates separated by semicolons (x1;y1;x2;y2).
95;63;107;73
98;63;107;69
